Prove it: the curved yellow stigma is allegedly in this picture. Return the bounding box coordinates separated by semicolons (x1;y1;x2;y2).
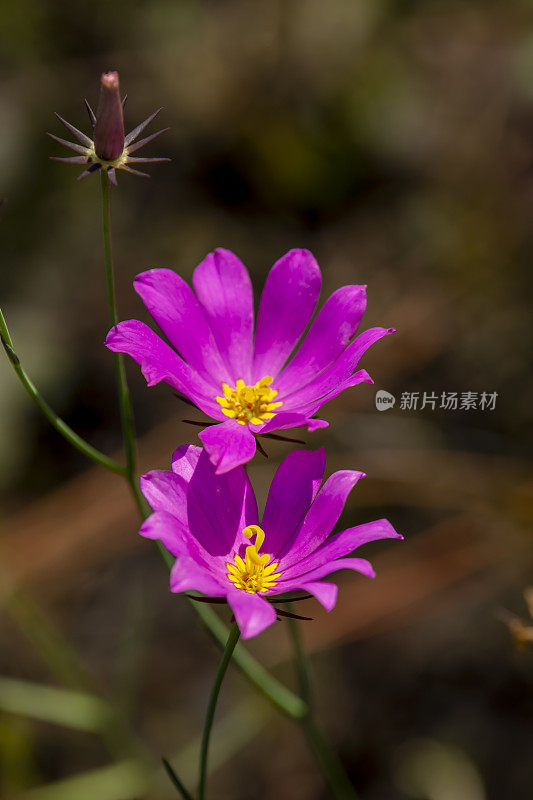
226;525;282;593
215;376;282;426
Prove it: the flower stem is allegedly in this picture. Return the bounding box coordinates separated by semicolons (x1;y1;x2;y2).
100;170;138;491
162;758;196;800
286;612;358;800
198;622;240;800
193;599;307;720
286;610;312;707
0;308;126;477
301;717;359;800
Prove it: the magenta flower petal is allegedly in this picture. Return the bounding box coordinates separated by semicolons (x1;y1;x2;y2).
134;269;227;387
253;249;321;380
261;448;326;556
281;519;402;580
199;419;257;474
292;370;373;422
279;469;366;567
139;447;400;639
281;328;394;409
184;448;258;556
140;510;211;567
171;443;202;479
275;285;367;396
170;556;227;596
105;320;221;418
276;557;376;591
306;418;329;432
299;580;338;611
140;469;187;524
140;510;184;556
255;411;321;434
227;590;277;639
192;248;254;384
142;447;257;561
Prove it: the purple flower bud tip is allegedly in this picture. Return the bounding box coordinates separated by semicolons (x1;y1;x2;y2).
102;71;119;90
94;70;125;162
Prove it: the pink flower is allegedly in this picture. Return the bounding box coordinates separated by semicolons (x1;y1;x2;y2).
140;445;401;639
107;248;395;473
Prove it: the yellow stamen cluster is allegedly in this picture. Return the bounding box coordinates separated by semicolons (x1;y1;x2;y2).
226;525;282;593
216;376;282;426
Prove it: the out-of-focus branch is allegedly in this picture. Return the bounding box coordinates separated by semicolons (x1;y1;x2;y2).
0;308;126;477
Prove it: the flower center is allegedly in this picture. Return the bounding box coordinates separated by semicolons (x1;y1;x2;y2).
226;525;282;593
215;376;282;426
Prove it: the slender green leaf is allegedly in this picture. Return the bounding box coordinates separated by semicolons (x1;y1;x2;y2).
21;760;149;800
0;677;110;732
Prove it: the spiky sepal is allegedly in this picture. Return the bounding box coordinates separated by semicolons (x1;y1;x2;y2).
48;103;169;183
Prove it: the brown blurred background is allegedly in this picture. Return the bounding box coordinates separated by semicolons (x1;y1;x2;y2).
0;1;532;798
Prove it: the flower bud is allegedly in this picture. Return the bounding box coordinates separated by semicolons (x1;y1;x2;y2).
49;72;169;182
93;71;125;161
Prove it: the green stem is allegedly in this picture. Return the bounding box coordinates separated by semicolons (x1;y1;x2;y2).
198;622;240;800
286;607;312;707
301;718;358;800
0;308;125;476
286;613;358;799
162;758;196;800
100;170;137;488
193;600;306;719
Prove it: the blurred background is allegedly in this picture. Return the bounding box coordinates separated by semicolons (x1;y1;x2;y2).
0;0;532;798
